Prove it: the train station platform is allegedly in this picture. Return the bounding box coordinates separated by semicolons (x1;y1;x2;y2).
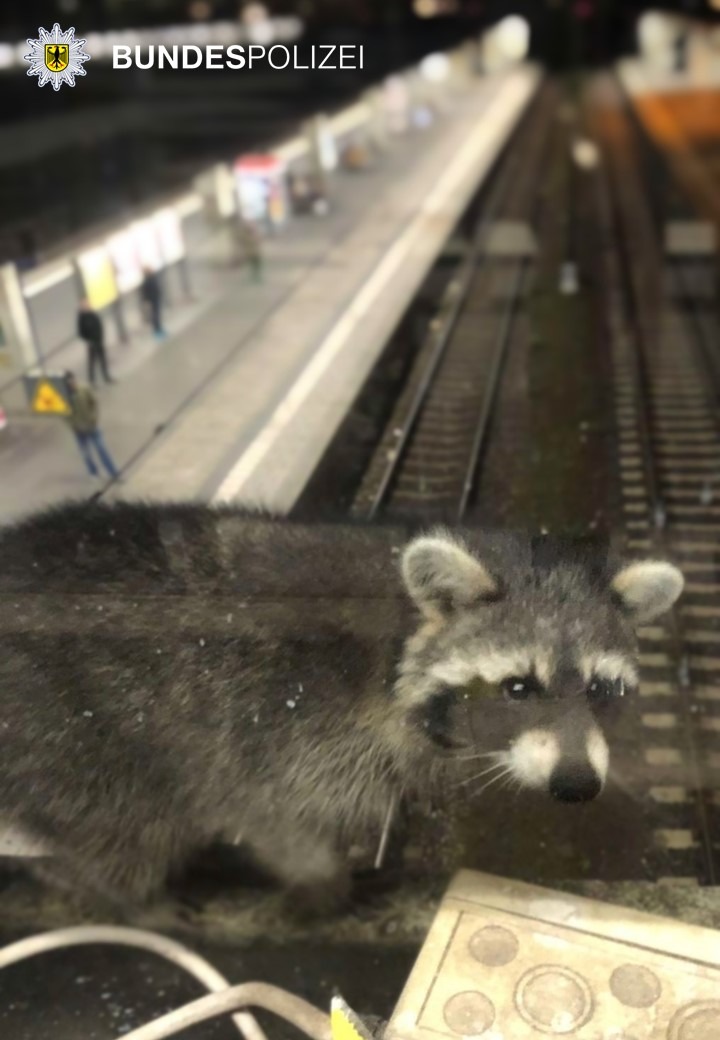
0;64;539;526
618;55;720;234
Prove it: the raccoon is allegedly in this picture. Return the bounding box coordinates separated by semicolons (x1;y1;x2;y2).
0;501;682;909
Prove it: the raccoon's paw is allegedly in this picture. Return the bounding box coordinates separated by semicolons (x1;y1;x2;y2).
131;895;203;933
283;873;353;921
352;866;406;903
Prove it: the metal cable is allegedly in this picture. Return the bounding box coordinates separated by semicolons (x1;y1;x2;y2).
121;982;332;1040
0;925;268;1040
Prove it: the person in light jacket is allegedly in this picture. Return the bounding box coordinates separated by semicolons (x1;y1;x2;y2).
64;370;119;481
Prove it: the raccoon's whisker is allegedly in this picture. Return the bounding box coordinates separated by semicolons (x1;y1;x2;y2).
497;772;523;802
438;746;475;760
472;767;514;799
451;750;505;763
604;767;639;802
464;765;513;796
493;771;517;798
459;759;508;787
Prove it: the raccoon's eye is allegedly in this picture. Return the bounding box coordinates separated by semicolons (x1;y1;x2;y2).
587;676;625;702
501;676;541;702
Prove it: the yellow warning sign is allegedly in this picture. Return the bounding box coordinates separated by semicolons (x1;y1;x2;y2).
331;997;374;1040
32;379;70;415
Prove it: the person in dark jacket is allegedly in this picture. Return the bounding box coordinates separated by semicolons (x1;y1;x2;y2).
63;370;119;480
77;297;113;386
140;266;166;340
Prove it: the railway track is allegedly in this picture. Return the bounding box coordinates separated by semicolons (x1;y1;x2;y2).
301;74;720;889
593;74;720;884
351;86;555;523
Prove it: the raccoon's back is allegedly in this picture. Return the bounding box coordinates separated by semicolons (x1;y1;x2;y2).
0;500;412;598
0;502;412;811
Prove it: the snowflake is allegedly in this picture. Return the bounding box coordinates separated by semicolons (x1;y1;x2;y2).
24;23;90;91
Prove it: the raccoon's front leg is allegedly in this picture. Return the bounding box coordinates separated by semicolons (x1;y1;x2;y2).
28;820;195;912
248;826;351;917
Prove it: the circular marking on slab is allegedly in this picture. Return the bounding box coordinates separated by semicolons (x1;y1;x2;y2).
442;991;495;1036
469;925;520;967
669;1001;720;1040
609;964;662;1008
515;965;593;1034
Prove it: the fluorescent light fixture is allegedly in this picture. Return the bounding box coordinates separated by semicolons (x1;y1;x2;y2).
496;15;531;62
420;52;451;81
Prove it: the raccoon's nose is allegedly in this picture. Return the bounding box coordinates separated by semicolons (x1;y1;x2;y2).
549;765;602;804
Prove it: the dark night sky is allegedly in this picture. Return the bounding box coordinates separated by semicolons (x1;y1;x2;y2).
1;0;717;36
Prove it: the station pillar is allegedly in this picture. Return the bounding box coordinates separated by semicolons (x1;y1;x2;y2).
362;87;389;152
0;264;41;411
305;114;337;200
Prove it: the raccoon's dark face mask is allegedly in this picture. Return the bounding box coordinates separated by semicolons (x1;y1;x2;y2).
411;668;638;803
398;530;683;803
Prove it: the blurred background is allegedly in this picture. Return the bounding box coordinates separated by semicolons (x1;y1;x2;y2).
0;0;717;264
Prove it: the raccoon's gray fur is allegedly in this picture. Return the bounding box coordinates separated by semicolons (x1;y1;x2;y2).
0;501;683;908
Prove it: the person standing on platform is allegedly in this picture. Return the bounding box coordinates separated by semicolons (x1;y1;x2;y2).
240;221;263;283
63;370;120;481
140;266;166;340
77;297;114;386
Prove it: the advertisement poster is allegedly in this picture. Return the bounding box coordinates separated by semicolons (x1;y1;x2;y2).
130;218;163;272
106;227;143;293
234;154;288;227
76;246;119;311
153;207;185;266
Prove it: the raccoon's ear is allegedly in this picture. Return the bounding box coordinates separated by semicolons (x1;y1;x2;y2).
611;560;684;623
401;533;498;616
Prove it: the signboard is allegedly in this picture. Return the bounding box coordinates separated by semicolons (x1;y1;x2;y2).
76;246;118;311
152;207;185;266
106;228;143;293
130;218;163;272
194;164;237;220
315;117;338;172
234;154;288;227
24;374;71;415
215;164;239;218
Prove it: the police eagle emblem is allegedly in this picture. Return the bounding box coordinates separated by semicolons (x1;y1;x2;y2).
24;24;90;90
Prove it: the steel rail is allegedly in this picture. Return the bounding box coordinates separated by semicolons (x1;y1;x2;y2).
362;88;548;520
456;256;528;520
601;76;717;885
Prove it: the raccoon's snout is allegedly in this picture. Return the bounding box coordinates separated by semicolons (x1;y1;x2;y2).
549;765;602;804
508;725;608;801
